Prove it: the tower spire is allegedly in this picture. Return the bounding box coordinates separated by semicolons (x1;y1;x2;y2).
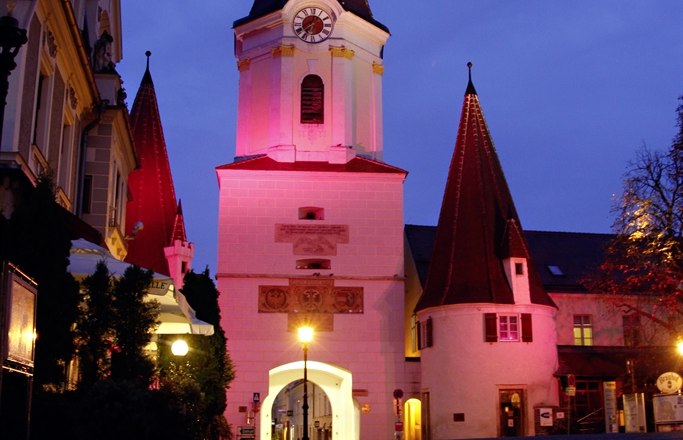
465;61;477;95
416;65;554;311
141;50;153;85
125;52;182;276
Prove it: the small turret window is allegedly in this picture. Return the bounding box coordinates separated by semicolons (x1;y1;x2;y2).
515;262;524;275
296;259;331;270
301;74;324;124
298;207;324;220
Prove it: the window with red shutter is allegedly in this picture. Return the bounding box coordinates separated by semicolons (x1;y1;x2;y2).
484;313;498;342
521;313;533;342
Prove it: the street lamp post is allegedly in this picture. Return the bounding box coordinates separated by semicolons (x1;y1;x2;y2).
298;326;314;440
0;13;27;143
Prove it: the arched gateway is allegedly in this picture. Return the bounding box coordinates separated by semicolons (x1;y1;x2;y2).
260;361;358;440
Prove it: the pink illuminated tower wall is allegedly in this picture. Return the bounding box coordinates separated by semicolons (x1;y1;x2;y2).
216;1;414;439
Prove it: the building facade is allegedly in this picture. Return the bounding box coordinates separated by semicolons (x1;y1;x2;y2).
0;0;203;399
217;1;415;439
0;0;133;255
218;2;681;439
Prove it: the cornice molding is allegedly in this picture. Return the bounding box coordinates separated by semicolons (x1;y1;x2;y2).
271;45;295;58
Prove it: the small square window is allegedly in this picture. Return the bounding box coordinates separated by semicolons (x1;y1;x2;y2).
515;263;524;275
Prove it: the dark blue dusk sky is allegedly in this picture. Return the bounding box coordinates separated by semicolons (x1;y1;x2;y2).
117;0;683;274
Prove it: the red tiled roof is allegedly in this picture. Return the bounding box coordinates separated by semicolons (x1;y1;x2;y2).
171;200;187;243
217;155;407;175
405;225;613;294
124;54;180;276
416;71;554;311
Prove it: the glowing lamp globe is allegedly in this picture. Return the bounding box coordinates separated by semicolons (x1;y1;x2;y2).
171;339;189;356
298;326;314;344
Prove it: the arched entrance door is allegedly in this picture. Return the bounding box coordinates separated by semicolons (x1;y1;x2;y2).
404;398;422;440
271;379;332;439
259;361;358;440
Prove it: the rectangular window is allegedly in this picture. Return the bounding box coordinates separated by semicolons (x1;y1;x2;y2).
410;315;418;353
573;315;593;346
82;175;93;214
515;262;524;275
418;317;433;349
32;75;46;146
499;315;519;341
485;313;532;343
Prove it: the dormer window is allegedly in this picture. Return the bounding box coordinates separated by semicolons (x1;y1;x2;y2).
547;264;564;276
515;262;524;275
301;74;324;124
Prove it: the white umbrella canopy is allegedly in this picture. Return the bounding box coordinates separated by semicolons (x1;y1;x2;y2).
68;239;213;336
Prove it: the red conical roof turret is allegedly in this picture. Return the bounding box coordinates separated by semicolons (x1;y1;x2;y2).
171;200;188;243
416;63;554;311
125;51;182;276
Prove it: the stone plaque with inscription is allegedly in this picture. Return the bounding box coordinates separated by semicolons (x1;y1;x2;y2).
275;224;349;255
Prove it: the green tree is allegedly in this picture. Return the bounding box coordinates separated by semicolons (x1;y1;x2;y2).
77;262;115;388
158;268;235;440
592;95;683;333
76;263;159;388
109;265;160;386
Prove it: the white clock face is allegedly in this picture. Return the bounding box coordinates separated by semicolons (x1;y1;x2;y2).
293;7;333;43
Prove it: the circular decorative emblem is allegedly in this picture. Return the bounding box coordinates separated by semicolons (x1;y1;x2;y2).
293;7;333;43
657;371;683;394
264;288;288;311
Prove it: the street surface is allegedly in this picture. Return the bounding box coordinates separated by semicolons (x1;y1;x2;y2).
469;434;683;440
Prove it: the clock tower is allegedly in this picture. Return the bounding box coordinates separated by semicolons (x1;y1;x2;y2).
217;1;411;439
232;0;389;163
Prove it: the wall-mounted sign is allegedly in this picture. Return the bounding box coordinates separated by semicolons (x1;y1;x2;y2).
656;372;683;394
538;408;553;427
275;224;349;256
2;263;37;371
